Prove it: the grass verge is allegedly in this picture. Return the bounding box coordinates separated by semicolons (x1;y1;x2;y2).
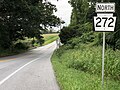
51;46;120;90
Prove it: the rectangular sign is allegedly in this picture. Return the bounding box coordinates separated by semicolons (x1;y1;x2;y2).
96;3;115;12
94;13;116;32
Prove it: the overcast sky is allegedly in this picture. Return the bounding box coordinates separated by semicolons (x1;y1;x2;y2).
49;0;72;26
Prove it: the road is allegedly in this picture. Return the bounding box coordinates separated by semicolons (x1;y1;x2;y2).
0;42;59;90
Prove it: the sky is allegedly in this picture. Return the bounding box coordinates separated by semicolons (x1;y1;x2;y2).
49;0;72;26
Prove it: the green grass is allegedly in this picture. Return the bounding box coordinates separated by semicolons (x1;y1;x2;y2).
42;33;59;45
51;45;120;90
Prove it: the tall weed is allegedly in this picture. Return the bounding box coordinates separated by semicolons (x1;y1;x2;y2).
57;45;120;80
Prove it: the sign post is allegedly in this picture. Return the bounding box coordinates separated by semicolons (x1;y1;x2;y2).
93;2;116;90
102;32;105;89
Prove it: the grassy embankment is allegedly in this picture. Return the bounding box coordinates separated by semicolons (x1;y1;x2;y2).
52;45;120;90
42;33;59;45
0;33;59;57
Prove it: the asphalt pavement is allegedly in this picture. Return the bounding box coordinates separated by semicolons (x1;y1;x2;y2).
0;42;59;90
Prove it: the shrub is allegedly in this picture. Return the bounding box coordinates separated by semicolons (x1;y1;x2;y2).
59;26;82;44
67;37;81;49
59;22;93;45
14;42;29;50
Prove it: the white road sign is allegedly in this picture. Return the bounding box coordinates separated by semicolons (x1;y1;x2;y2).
96;3;115;12
94;2;116;90
94;13;116;31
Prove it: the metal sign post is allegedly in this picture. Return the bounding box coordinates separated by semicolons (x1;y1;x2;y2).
101;0;104;89
102;32;105;89
93;2;116;90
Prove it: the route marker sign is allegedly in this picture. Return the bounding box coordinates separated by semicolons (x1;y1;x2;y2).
93;3;117;90
94;3;116;32
94;13;116;31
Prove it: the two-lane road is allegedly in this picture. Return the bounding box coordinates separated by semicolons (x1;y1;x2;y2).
0;42;59;90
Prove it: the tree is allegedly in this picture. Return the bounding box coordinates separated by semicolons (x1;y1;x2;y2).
69;0;89;25
89;0;120;50
67;0;120;50
0;0;61;49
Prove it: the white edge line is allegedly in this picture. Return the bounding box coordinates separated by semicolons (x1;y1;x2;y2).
0;58;39;86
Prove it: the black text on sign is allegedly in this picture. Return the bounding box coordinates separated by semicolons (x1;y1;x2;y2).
94;13;116;32
96;3;115;12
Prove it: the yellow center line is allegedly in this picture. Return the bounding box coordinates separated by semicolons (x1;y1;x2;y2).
0;58;16;62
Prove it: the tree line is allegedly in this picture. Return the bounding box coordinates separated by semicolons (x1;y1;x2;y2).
59;0;120;50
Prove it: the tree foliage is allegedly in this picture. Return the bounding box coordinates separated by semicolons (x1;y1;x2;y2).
0;0;61;49
60;0;120;50
69;0;89;25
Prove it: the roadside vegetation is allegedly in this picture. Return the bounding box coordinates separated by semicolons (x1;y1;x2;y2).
52;0;120;90
52;44;120;90
0;33;58;57
0;0;63;57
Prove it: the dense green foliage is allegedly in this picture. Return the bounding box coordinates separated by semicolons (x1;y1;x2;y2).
59;22;93;44
57;45;120;80
59;0;120;50
52;46;120;90
53;0;120;90
0;0;61;49
0;33;58;57
69;0;89;25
